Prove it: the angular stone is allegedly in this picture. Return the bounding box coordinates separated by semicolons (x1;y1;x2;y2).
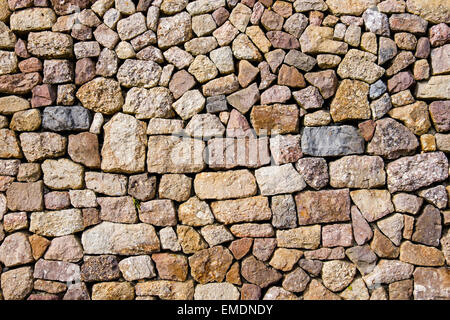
330;79;370;122
85;172;127;197
194;169;256;200
295;189;350;225
173;90;205;120
295;157;328;190
0;72;41;95
429;101;450;133
386;152;448;192
231;223;274;238
44;235;83;262
400;241;444;266
185;113;225;138
284;50;316;72
76;77;123;115
338;49;385;84
117;59;161;88
241;256;282;288
254;164;306;196
44;191;70;210
194;283;240;300
322;260;357;292
229;238;253;260
188;55;218;84
304;69;337;99
42;106;90;132
416;75;450;100
276;225;321;249
189;246;233;284
152;253;188;281
157;12;192;49
6;181;43;211
350;189;394;222
300;25;348;54
301;125;364;157
269;134;302;165
210;196;271;224
371;228;399;258
27;32;73;58
41;158;83;190
322;224;353;247
389;13;427;33
135;280;194;300
232;33;262;61
367;118;419;160
303;279;341;300
1;267;33;300
330;155;385;189
119;255;156;281
227;83;259;114
178;196;214;227
177;225;208;254
138;199;176;227
406;0;450;24
345;245;377;275
191;14;216;37
412;204;442;247
363;259;414;289
147;136;205;174
10;109;41;132
250;104;299;135
0;95;29;115
413;267;450;300
30;209;83;237
0;232;33;267
159;226;181;252
81;222;160;255
92;282;134;300
388;101;430;135
201;225;233;247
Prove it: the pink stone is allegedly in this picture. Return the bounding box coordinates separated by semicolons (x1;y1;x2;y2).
31;84;56;108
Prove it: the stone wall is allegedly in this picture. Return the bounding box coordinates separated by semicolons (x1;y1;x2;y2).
0;0;449;300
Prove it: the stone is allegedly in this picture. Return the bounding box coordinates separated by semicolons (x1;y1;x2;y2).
210;47;234;75
406;0;450;24
3;211;28;232
123;87;174;120
57;84;76;106
201;225;233;246
85;172;127;196
169;70;195;100
97;196;137;224
419;185;448;209
185;113;225;138
295;189;350;225
42;159;83;190
101;113;146;174
413;267;450;300
117;59;161;88
42;106;90;132
304;70;337;99
302;125;364;157
76;77;123;115
0;95;29;115
299;25;348;54
194;169;256;200
376;213;403;246
322;260;357;292
194;283;240;300
227;84;259;114
284;50;316;72
416;75;450;100
192;14;216;37
0;232;33;267
329;155;385;188
371;228;400;258
69;190;97;208
400;241;444;266
118;255;156;281
276;225;321;249
241;256;282;288
350;189;394;222
135;280;194;300
303;279;341;300
147;118;183;135
44;191;70;210
429;23;450;47
388;101;430;135
139;199;176;227
30;209;84;237
189;246;233;283
177;225;208;254
44;235;83;262
255;164;306;196
151;253;188;281
210;196;271;225
252;238;276;261
92;282;134;300
80;255;120;282
389;13;427;34
212;21;239;47
173;89;206;120
370;93;392;119
317;54;341;68
338;49;385;84
1;267;33;300
322;224;353;247
0;72;41;95
27;32;73;59
178;196;214;227
367;118;419;160
296;157;328;190
386;152;448;192
0;129;21;158
363;259;414;289
6;181;43;211
345;245;377;275
75;58;95;85
269;248;303;271
363;7;390;36
430;44;450;76
147;135;205;174
250;104;299;135
232;33;262;61
229;238;253;260
231;223;274;238
159;227;181;252
82;222;160;255
0;50;17;75
330;79;370;122
411;204;442;247
10;109;41;132
68;133;100;169
188;55;218;83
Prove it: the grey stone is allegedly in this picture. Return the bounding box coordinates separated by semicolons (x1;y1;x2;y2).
369;79;387;99
42;106;91;132
301;126;365;157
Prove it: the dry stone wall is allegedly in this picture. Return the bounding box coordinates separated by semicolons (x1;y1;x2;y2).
0;0;449;300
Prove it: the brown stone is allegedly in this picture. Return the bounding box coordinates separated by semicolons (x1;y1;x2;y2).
81;255;120;282
229;238;253;260
188;246;233;284
241;256;282;288
68;132;100;169
250;104;299;135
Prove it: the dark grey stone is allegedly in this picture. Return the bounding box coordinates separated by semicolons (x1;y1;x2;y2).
206;95;228;113
301;126;365;157
42;106;91;131
412;205;442;247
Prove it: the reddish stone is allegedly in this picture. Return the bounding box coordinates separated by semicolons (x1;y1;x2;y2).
18;58;42;73
278;65;306;88
75;58;96;85
226;109;254;137
387;71;415;93
8;0;33;9
49;0;90;15
429;23;449;47
151;253;188;281
82;208;101;228
31;84;56;108
241;283;261;300
429;101;450;133
252;238;277;261
68;132;101;169
15;39;30;59
241;255;282;288
72;24;93;41
44;191;71;210
267;31;300;49
229;238;253;260
0;72;41;94
304;70;338;99
415;37;430;58
358;120;376;141
309;11;324;26
212;7;229;26
169;70;196;99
